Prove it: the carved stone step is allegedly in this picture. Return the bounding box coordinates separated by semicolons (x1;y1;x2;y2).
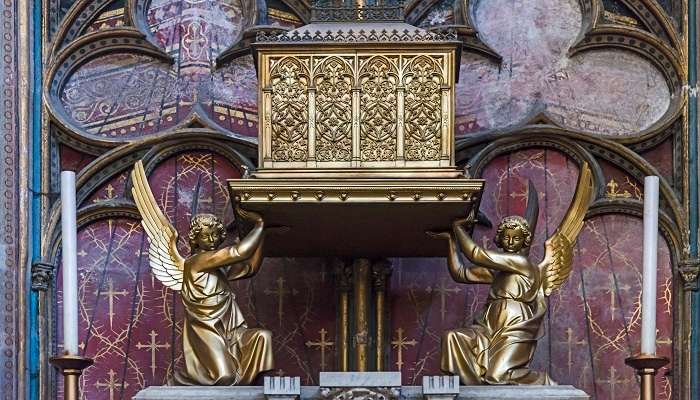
134;384;590;400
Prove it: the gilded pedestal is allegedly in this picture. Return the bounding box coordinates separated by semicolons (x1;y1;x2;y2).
49;354;93;400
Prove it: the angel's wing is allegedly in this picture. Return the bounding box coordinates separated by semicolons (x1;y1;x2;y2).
131;160;185;291
538;162;594;296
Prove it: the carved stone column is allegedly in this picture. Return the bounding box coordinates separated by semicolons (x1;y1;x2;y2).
31;260;55;400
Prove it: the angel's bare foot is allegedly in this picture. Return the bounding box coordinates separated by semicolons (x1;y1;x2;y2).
426;231;451;240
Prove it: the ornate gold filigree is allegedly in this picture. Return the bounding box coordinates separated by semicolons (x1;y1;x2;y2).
315;57;353;162
403;56;442;161
270;57;309;162
359;56;398;162
257;48;456;170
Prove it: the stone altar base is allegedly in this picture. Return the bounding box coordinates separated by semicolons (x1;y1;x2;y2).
133;385;590;400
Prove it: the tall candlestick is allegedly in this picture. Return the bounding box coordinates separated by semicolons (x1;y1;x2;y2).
641;176;659;355
61;171;79;355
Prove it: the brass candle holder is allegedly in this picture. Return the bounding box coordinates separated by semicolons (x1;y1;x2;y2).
624;353;669;400
50;354;93;400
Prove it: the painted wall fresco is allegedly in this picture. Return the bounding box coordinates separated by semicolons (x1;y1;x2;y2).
454;0;671;136
85;1;126;33
415;0;454;27
388;150;673;399
56;0;673;140
57;0;259;139
60;54;179;137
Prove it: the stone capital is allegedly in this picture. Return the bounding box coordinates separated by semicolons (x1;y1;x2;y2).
31;260;55;292
679;258;700;291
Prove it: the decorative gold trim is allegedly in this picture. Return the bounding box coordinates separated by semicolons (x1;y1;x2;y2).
229;178;484;204
253;167;465;179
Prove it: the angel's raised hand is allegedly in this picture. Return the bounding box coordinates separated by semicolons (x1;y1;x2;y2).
235;206;263;223
426;230;451;240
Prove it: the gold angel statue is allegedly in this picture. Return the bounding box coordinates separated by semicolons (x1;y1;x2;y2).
429;162;593;385
131;161;273;385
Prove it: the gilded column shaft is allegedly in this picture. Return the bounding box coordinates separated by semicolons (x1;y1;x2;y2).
339;292;349;371
308;88;316;165
372;261;392;372
440;86;449;164
352;87;360;166
335;261;352;372
396;87;405;163
263;89;272;164
375;292;385;371
353;258;371;371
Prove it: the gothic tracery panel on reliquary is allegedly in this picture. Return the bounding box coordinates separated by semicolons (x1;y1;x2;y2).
358;55;400;162
43;0;690;399
313;56;354;162
261;52;451;165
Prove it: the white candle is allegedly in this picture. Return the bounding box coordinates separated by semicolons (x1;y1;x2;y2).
61;171;79;355
640;175;659;355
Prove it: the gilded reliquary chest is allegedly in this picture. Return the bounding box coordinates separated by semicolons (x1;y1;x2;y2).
254;27;460;177
228;21;484;257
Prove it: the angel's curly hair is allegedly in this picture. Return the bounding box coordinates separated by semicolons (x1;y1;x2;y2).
494;216;532;248
188;213;226;250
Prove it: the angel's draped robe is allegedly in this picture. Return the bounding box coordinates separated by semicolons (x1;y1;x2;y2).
173;261;273;385
441;245;551;385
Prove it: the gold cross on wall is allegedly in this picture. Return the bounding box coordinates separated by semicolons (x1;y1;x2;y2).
597;365;628;400
558;327;586;374
264;276;298;326
97;279;128;329
391;328;417;370
657;337;672;345
136;330;171;377
426;279;461;321
605;274;630;321
94;369;127;400
305;328;335;371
